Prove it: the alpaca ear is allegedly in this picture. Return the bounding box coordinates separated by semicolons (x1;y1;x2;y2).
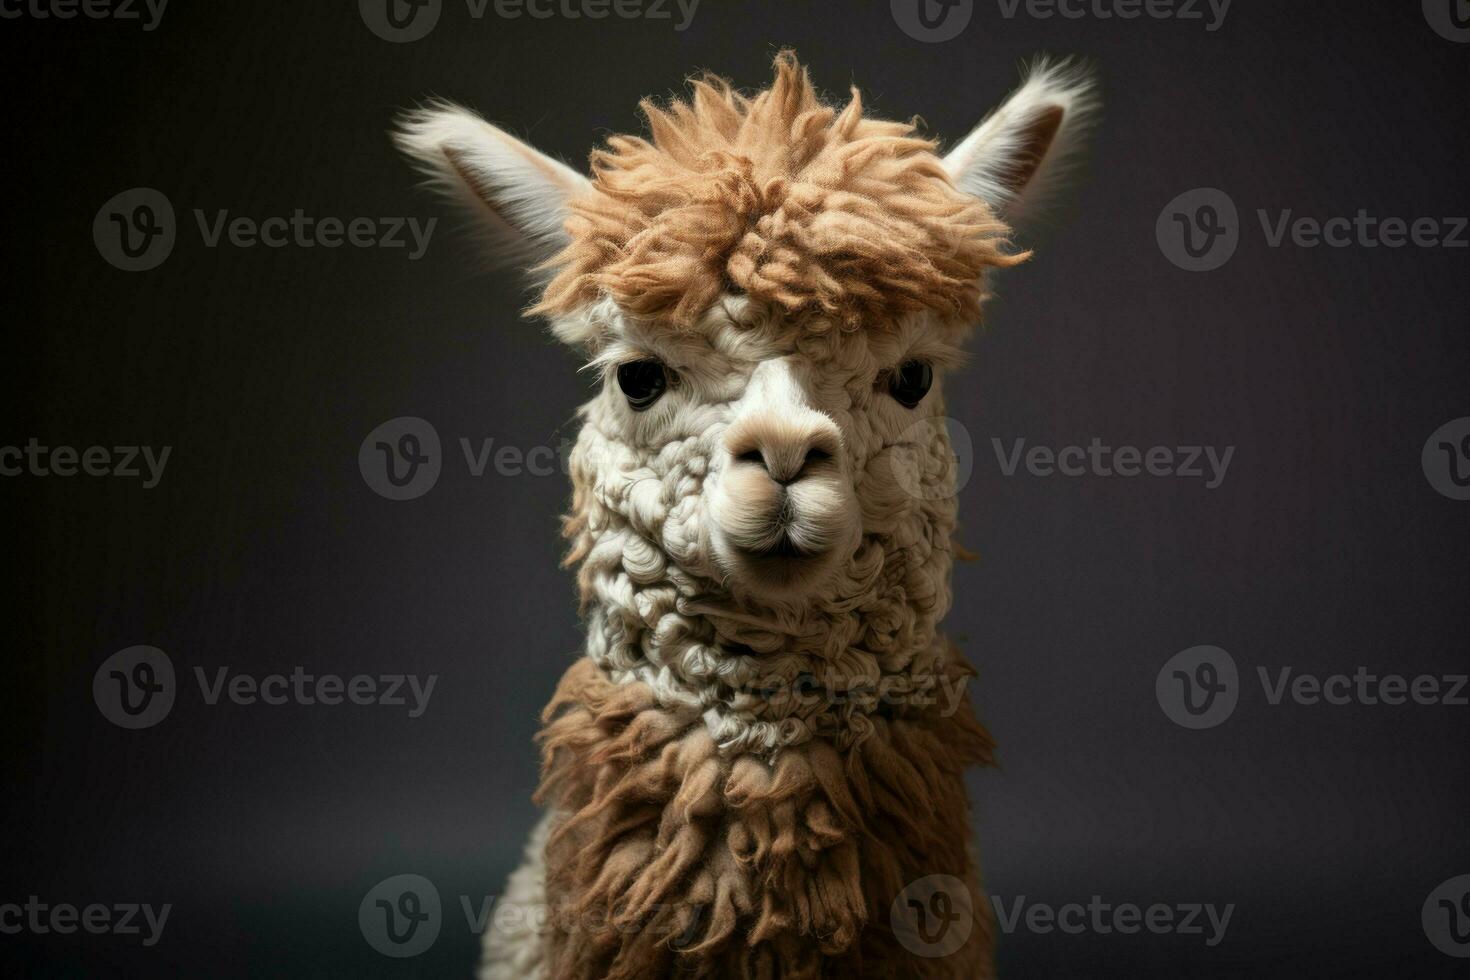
394;101;591;273
943;60;1097;228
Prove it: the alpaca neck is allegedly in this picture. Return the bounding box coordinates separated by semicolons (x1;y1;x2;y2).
578;533;956;757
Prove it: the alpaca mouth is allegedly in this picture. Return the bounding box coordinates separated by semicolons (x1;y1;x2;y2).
735;529;820;562
751;534;811;560
714;517;847;595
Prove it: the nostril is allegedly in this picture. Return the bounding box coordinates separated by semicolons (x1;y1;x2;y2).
734;444;835;484
737;449;766;469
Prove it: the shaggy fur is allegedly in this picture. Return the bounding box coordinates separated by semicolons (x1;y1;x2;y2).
395;50;1096;980
533;52;1025;331
534;656;995;979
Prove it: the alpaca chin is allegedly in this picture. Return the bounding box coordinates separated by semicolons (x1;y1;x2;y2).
707;469;858;602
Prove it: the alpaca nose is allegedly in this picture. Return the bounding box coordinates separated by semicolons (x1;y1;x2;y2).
725;416;841;485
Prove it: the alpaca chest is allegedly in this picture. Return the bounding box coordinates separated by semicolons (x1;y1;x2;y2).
533;657;996;979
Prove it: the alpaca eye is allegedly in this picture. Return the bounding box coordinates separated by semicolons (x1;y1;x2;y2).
888;360;933;408
616;360;668;411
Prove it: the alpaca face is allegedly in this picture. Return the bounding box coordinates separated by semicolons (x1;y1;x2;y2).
568;297;964;604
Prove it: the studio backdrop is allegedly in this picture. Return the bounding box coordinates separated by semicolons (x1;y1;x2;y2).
2;1;1468;977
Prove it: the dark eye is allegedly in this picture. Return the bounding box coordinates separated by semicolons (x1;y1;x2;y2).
616;360;668;411
888;360;933;408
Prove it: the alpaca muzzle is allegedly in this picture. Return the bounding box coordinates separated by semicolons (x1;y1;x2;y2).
710;399;857;596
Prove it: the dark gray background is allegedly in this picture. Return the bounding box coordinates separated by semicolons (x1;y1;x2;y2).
3;1;1468;976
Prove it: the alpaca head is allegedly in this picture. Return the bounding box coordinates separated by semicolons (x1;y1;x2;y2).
397;54;1094;748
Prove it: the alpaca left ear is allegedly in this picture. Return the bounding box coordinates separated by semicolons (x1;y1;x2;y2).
943;60;1098;227
393;101;591;274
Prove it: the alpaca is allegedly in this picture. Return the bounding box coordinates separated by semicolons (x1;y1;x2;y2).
396;52;1095;979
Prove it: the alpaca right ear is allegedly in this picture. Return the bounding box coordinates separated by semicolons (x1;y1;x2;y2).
943;60;1097;229
394;102;591;273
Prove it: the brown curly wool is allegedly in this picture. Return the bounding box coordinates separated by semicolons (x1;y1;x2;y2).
532;51;1026;330
533;656;996;979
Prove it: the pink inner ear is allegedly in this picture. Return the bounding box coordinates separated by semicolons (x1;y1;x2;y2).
997;104;1065;195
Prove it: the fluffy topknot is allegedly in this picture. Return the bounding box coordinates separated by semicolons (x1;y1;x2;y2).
533;51;1025;331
